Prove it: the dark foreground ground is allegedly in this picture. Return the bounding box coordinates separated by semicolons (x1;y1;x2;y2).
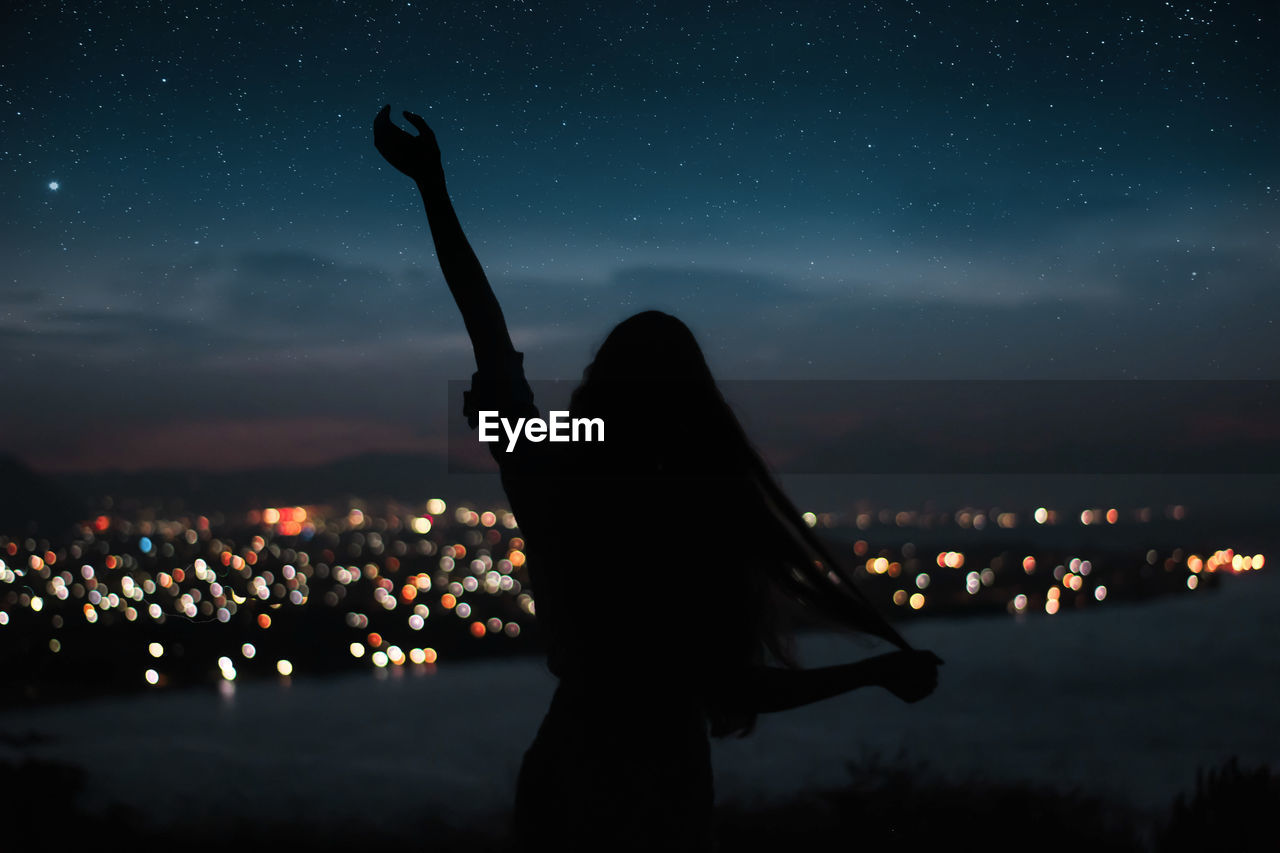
3;752;1274;852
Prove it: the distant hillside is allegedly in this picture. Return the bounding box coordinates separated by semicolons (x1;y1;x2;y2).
49;451;504;514
0;454;88;536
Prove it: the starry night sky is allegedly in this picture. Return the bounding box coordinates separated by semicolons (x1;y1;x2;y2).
2;1;1276;475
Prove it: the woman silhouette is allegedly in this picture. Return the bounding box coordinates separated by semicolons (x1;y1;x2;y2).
374;105;942;850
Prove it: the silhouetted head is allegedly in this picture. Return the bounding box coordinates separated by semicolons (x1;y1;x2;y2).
569;311;737;476
568;310;910;737
577;310;715;384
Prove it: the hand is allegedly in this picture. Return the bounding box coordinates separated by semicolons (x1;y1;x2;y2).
874;649;942;703
374;104;444;184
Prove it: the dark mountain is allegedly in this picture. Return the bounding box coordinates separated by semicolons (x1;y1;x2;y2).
48;451;504;514
0;454;88;536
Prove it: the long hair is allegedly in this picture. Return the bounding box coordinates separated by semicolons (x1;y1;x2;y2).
570;311;910;736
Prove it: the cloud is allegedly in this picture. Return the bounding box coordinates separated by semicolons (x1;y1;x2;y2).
0;286;43;306
1095;243;1280;299
608;265;811;308
5;249;475;356
220;250;427;326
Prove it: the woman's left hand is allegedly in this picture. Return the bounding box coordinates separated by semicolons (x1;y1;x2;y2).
374;104;444;184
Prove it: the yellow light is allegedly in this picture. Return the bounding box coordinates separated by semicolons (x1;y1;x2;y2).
426;498;446;515
908;593;925;610
372;651;388;668
145;669;159;685
276;659;293;676
350;642;365;658
1034;507;1048;524
148;642;164;658
1045;599;1059;615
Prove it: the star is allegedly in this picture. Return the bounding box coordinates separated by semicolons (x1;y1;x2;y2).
48;181;59;191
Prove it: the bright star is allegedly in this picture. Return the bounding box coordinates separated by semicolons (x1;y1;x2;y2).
48;181;59;191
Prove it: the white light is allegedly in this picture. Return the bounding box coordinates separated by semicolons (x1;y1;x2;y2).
48;181;59;191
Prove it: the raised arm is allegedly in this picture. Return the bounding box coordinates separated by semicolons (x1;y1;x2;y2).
374;105;516;374
715;649;942;715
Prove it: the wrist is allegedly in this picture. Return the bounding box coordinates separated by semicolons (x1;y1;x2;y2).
857;656;889;686
414;170;447;193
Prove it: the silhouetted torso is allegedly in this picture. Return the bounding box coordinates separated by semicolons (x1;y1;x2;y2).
467;361;733;849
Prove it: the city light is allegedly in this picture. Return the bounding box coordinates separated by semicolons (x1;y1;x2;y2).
0;497;1264;701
